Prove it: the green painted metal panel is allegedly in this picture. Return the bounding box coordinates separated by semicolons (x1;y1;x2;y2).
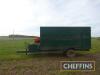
40;27;91;50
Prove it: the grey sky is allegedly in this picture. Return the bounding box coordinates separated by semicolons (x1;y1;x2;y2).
0;0;100;36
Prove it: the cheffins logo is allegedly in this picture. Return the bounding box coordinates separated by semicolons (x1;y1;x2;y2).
60;61;95;71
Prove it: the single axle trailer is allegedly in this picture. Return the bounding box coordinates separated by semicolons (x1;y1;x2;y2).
20;27;91;57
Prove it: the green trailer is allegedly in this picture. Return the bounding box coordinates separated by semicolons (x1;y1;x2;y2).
27;27;91;57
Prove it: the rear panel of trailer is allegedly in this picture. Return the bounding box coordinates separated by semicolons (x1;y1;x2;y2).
40;27;91;51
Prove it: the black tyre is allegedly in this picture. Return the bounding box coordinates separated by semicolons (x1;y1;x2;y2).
66;49;76;57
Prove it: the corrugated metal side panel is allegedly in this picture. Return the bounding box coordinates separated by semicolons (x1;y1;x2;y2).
40;27;91;50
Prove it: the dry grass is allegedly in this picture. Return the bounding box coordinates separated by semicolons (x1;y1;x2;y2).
0;53;99;75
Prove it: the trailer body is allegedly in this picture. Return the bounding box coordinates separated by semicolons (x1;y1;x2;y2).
28;27;91;53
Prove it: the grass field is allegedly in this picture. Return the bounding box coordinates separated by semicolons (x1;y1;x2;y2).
0;37;100;75
0;37;33;60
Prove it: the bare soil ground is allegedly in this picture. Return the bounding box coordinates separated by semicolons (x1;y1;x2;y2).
0;53;99;75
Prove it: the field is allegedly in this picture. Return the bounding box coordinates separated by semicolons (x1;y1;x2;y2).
0;37;100;75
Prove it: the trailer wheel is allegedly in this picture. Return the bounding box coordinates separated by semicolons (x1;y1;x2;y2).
66;49;76;57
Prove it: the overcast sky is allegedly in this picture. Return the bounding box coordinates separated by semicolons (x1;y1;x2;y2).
0;0;100;36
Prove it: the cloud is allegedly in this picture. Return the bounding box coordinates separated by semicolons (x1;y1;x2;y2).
0;0;100;36
29;0;100;36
